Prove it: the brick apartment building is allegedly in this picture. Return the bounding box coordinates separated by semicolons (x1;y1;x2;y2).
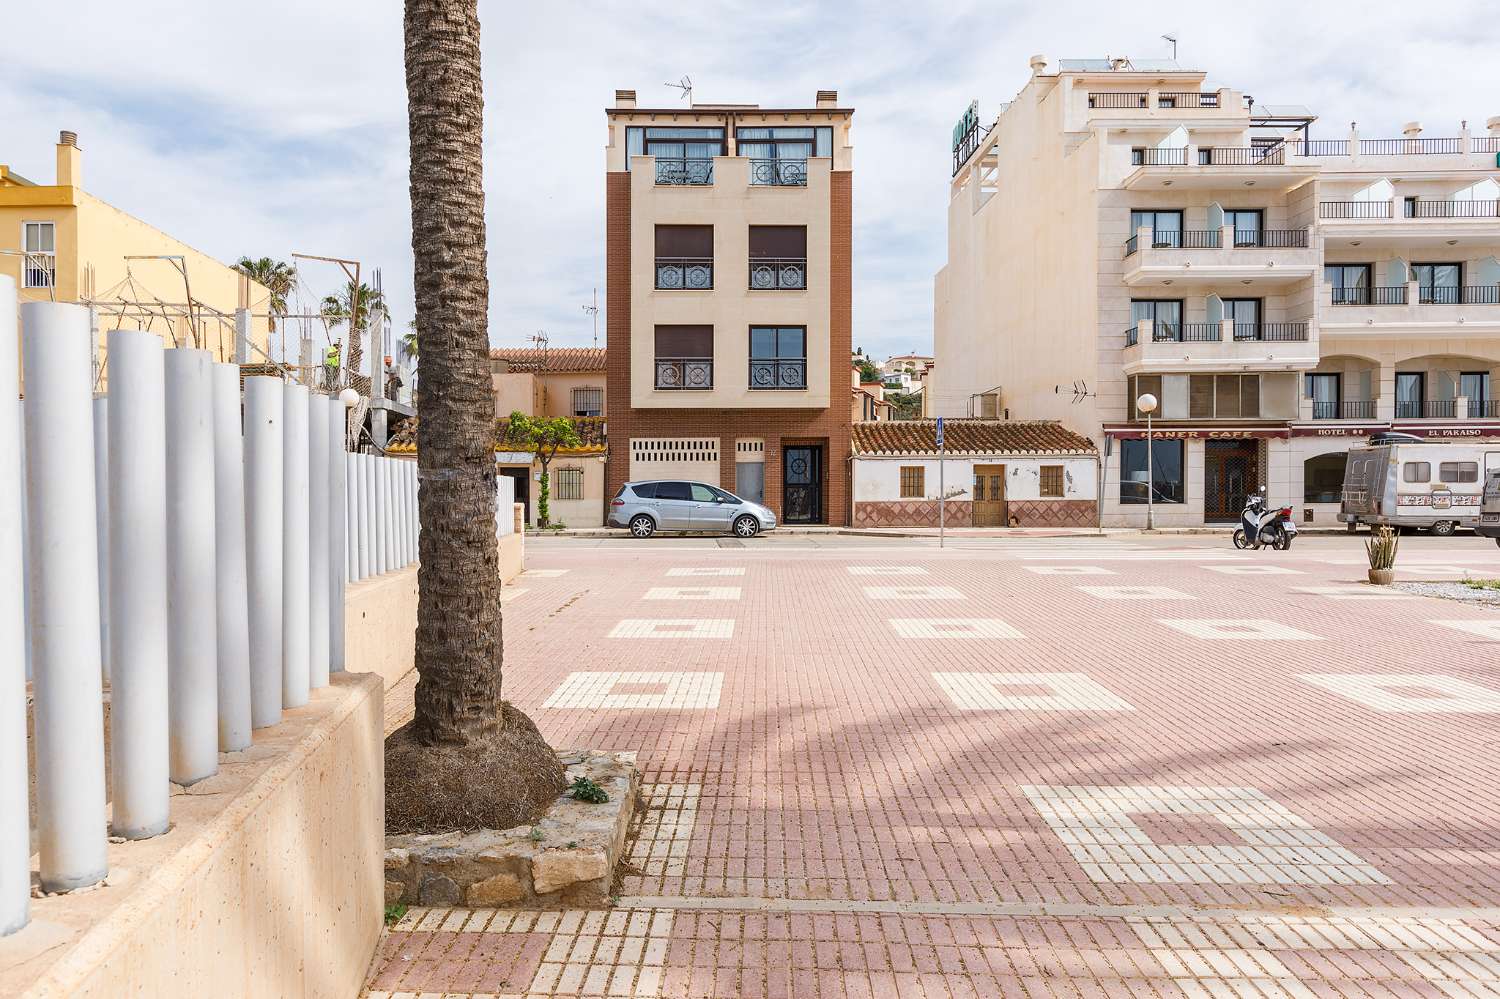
604;88;854;524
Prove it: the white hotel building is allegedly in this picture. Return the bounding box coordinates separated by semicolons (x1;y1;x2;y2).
932;55;1500;527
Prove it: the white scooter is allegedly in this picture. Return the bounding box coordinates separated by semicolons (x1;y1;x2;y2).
1233;490;1297;551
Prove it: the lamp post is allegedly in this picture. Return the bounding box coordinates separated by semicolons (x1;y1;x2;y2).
1136;393;1158;531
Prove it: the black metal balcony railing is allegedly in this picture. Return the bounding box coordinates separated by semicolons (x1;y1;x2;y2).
748;158;807;186
1312;400;1378;420
1416;286;1500;305
748;257;807;290
1238;228;1309;248
1320;201;1392;219
1295;139;1351;156
1235;322;1310;342
1361;137;1463;155
1124;234;1139;257
1177;322;1222;342
654;157;713;186
1132;147;1188;166
1202;146;1287;165
1474;137;1500;153
654;358;713;390
1404;199;1500;218
1124;326;1139;347
1158;92;1219;108
1128;229;1215;249
748;357;807;390
1478;399;1500;418
1396;400;1456;419
1089;92;1148;108
1331;286;1407;305
654;258;713;290
1459;285;1500;305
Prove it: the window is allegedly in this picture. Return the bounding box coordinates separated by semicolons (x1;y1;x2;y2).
1326;264;1372;305
630;482;658;498
1403;462;1430;483
22;221;55;288
1223;209;1263;246
1130;299;1183;340
654;326;713;390
1131;374;1163;419
1303;453;1348;503
1412;262;1462;304
1440;461;1479;484
1223;298;1261;339
690;483;719;502
553;467;584;501
1461;372;1491;408
571;386;603;417
1306;373;1342;419
1120;439;1185;504
1129;210;1183;247
656;481;693;501
1197;147;1214;165
654;225;713;289
748;226;807;289
1395;372;1425;418
899;466;925;498
748;326;806;390
1039;465;1064;497
628;126;725;184
737;127;832;187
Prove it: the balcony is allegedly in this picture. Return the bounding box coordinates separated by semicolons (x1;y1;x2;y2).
654;258;713;291
748;357;807;390
1122;142;1320;192
1396;400;1457;420
1121;318;1318;374
748;158;807;187
748;257;806;290
1121;225;1317;287
1320;281;1500;337
654;158;714;186
1310;400;1377;420
654;358;713;390
1319;198;1500;245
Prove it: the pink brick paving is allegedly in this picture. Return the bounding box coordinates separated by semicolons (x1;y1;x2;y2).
367;538;1500;997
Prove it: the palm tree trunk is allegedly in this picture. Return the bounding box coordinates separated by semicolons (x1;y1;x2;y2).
388;0;563;834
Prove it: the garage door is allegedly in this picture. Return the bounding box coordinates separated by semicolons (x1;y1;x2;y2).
629;437;721;485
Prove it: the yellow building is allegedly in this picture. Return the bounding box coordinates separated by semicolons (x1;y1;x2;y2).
1;130;271;367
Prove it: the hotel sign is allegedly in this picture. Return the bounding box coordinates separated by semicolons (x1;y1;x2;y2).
951;100;980;176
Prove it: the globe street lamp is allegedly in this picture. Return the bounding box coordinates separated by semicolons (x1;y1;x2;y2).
1136;392;1158;531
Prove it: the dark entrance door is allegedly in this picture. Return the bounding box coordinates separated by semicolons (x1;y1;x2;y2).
499;467;531;523
782;446;823;524
1203;440;1258;522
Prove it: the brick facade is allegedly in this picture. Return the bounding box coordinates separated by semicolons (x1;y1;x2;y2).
604;170;853;525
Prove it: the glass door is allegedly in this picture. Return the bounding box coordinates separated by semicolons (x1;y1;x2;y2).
1412;262;1462;304
1461;371;1492;417
1307;373;1342;420
782;446;823;524
1130;210;1183;248
1131;299;1183;341
1224;209;1263;246
1395;372;1426;419
1326;264;1372;305
1223;298;1262;340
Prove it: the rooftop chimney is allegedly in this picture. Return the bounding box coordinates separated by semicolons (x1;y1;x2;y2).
1029;54;1047;75
614;89;637;109
1402;121;1422;138
815;90;838;108
56;130;81;188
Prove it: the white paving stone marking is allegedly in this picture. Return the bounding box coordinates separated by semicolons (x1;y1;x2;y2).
627;782;701;878
382;906;677;998
1023;565;1115;576
934;672;1133;711
522;568;570;578
541;672;723;710
1023;784;1390;886
1159;618;1321;641
1291;585;1414;600
1076;585;1195;600
1302;673;1500;713
1126;913;1500;997
1203;564;1304;575
1432;619;1500;640
889;618;1024;639
499;587;529;603
643;586;741;601
846;565;927;576
666;567;745;577
608;619;735;640
863;585;965;601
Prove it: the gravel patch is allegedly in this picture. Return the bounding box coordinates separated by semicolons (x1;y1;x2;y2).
1394;580;1500;608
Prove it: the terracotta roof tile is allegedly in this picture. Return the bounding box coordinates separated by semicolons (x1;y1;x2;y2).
851;420;1096;456
488;347;606;373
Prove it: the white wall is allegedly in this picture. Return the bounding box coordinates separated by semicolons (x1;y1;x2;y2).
853;455;1097;501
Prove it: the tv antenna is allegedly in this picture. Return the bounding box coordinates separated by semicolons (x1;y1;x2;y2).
665;75;693;104
581;288;600;348
1162;34;1178;61
1057;380;1096;404
527;330;549;370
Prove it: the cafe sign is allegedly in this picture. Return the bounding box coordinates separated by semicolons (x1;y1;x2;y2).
951;100;980;176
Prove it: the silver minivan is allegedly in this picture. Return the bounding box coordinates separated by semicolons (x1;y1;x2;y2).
608;480;777;538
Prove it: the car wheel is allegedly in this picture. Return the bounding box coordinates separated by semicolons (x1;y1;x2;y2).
1232;528;1250;550
1431;520;1457;537
629;514;656;538
732;515;759;539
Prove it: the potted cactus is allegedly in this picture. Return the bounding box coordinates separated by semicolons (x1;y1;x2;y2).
1365;526;1399;585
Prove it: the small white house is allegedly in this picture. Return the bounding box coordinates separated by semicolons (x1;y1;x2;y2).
850;420;1099;528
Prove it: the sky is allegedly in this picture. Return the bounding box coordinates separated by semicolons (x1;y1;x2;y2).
3;1;1499;363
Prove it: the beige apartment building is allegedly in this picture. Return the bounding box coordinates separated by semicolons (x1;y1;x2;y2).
933;55;1500;527
605;89;854;524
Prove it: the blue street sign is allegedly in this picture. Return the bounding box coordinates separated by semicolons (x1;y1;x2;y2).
935;417;944;448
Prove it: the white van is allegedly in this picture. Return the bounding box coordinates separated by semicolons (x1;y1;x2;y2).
1341;434;1500;536
1481;470;1500;547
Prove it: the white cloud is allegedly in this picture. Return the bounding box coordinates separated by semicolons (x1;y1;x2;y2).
3;0;1497;362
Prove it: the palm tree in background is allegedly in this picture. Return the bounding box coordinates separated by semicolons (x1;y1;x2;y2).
233;256;296;359
383;0;564;834
321;280;386;379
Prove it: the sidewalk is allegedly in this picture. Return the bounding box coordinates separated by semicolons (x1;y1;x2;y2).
528;525;1360;539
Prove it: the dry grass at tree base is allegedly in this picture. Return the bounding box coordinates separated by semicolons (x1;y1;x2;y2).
384;702;566;834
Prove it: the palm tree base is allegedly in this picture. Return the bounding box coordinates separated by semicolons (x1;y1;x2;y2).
385;701;566;834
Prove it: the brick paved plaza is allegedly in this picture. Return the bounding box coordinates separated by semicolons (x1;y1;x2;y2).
367;534;1500;998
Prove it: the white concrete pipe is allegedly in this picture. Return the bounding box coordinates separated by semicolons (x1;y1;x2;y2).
211;362;252;751
0;277;31;932
92;397;109;683
244;376;284;729
328;397;347;672
21;301;109;893
281;384;311;709
356;453;371;581
164;349;219;786
307;395;330;689
373;456;388;575
106;330;170;837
